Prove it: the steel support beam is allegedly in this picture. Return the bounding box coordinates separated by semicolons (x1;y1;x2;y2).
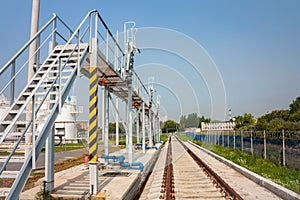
136;110;140;144
115;97;119;146
127;77;133;163
142;102;146;154
45;126;55;192
104;87;109;156
148;111;153;147
89;38;98;195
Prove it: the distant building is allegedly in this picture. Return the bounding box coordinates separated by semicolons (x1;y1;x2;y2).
201;121;235;131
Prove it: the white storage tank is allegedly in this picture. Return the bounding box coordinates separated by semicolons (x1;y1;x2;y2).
55;96;80;141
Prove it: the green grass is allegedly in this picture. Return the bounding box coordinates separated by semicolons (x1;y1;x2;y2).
177;134;192;141
195;141;300;194
52;143;87;152
160;134;169;142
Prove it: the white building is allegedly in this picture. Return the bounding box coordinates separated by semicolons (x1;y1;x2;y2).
201;121;235;131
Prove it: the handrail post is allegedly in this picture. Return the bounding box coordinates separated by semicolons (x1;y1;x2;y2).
94;13;98;41
89;14;92;53
77;30;80;76
36;35;41;71
114;30;118;71
51;17;57;50
32;95;36;169
10;61;16;105
58;57;62;114
106;29;109;63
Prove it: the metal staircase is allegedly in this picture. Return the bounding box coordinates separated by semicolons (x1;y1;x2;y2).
0;11;93;198
0;10;157;199
0;42;89;198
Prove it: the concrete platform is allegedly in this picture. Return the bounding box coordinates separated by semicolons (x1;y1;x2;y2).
20;146;161;200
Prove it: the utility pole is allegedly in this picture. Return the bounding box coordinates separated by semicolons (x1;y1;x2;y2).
29;0;40;81
25;0;40;162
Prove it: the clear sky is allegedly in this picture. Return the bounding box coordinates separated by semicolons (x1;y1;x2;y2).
0;0;299;121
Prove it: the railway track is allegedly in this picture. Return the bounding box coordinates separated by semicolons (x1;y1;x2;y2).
140;136;281;200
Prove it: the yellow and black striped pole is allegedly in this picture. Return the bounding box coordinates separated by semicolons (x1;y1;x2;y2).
89;66;98;163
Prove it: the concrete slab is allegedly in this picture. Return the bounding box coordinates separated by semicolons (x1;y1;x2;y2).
20;146;160;200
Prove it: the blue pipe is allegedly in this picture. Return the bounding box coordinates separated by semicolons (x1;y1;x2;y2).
145;144;158;150
121;162;144;171
101;154;144;171
101;154;125;163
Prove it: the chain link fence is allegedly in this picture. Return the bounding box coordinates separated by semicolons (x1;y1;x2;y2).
186;130;300;170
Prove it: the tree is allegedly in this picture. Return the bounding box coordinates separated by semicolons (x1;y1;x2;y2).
186;113;199;128
288;110;300;122
234;113;255;130
198;115;211;128
179;115;187;130
290;96;300;114
109;122;125;133
162;120;179;133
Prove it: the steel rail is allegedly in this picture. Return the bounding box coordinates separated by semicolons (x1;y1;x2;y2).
160;136;175;199
176;137;243;200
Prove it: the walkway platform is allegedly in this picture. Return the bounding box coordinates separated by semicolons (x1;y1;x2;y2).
20;146;161;200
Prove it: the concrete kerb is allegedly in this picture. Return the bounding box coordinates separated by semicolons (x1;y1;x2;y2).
187;140;300;200
122;143;164;200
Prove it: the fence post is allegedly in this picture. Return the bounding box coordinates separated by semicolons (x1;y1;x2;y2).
222;132;224;147
241;130;244;153
282;129;286;166
264;130;266;160
250;130;253;156
233;131;236;150
227;131;230;148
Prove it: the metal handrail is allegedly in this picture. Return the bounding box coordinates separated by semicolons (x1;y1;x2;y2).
0;14;56;75
96;12;124;56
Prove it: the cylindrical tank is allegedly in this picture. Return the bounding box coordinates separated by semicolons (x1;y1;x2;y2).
55;96;78;140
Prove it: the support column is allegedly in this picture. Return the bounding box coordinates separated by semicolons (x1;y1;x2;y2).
101;86;105;141
89;37;98;195
157;116;160;142
142;102;146;154
127;77;133;163
45;126;55;192
115;97;119;146
104;88;109;156
148;111;153;147
136;111;140;144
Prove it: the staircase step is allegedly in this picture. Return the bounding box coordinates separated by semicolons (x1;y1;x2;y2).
23;91;57;96
47;75;70;81
54;43;88;51
42;62;77;68
51;52;80;58
1;120;27;125
47;57;78;63
0;171;20;178
0;188;10;198
28;83;64;89
39;69;75;75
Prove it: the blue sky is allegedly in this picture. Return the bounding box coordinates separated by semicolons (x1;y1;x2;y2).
0;1;299;121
